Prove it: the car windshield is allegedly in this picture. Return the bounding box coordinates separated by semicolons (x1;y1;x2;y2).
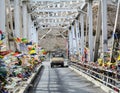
52;53;64;58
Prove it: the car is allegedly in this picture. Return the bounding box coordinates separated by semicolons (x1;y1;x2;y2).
50;53;64;68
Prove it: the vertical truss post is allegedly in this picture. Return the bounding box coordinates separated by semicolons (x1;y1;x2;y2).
0;0;9;49
33;26;37;43
28;14;32;41
101;0;108;58
68;30;71;57
110;0;120;62
7;0;13;32
31;22;35;42
85;14;88;47
36;30;39;45
72;25;77;54
88;0;93;62
0;0;6;33
94;1;101;62
70;28;73;55
80;13;84;55
14;0;22;38
68;30;70;55
22;1;28;39
75;19;80;53
6;0;15;50
78;22;81;55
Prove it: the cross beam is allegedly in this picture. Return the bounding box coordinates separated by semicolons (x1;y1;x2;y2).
32;8;78;13
37;16;74;19
38;21;71;25
30;0;82;2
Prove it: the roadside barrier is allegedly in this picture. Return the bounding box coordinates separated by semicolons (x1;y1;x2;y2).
69;62;120;93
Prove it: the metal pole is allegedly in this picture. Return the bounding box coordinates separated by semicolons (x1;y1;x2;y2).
28;14;32;41
78;22;81;55
68;30;71;55
110;0;120;62
36;30;39;45
101;0;108;55
0;0;6;33
88;0;93;62
14;0;21;38
85;14;88;47
34;27;37;43
0;0;9;49
72;25;77;54
94;1;101;62
70;28;73;55
80;13;84;55
5;0;11;50
23;2;28;38
7;0;13;32
31;22;35;42
75;19;80;53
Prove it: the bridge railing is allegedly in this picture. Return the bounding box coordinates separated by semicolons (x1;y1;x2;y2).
70;61;120;92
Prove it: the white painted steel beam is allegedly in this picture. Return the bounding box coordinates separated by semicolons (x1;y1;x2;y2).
28;14;32;41
32;26;37;43
6;0;17;50
75;19;79;53
32;8;78;13
23;2;28;38
39;27;68;30
38;22;71;25
0;0;8;48
14;0;22;38
80;13;84;55
70;30;73;55
88;0;93;62
37;16;74;19
36;30;38;44
39;29;52;40
70;27;73;54
110;0;120;62
72;25;77;54
0;0;6;33
30;21;37;43
69;30;73;55
94;1;101;62
7;0;13;32
30;0;83;2
101;0;108;55
68;30;71;54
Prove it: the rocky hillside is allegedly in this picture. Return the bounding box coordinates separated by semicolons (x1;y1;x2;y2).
38;29;67;51
92;3;120;37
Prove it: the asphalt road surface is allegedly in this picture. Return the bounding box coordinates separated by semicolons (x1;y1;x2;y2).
28;61;106;93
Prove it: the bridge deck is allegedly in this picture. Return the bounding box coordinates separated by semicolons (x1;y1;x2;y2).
28;61;106;93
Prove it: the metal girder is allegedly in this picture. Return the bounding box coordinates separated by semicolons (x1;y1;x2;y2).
94;1;101;62
39;26;69;30
38;21;70;25
36;19;74;25
30;2;83;9
88;0;93;61
32;8;78;13
39;29;52;40
35;21;71;27
37;16;74;19
39;23;70;27
101;0;108;54
30;0;82;2
39;27;69;30
31;12;78;18
39;24;70;27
